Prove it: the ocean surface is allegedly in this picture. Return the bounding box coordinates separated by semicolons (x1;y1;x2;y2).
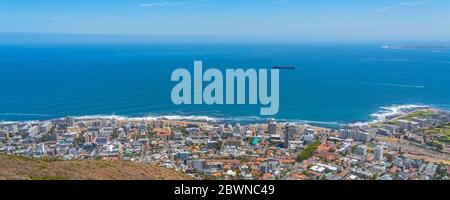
1;36;449;127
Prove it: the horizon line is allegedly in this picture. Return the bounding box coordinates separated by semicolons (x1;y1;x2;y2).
1;31;450;42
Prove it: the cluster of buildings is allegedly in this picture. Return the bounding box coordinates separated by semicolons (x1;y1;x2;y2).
0;109;449;180
380;110;450;135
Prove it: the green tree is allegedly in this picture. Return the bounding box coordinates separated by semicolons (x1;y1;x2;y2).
148;130;156;137
73;135;85;146
215;141;223;151
111;128;119;139
296;141;320;162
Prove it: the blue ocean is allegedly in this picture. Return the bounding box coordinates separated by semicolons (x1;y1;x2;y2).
1;35;449;127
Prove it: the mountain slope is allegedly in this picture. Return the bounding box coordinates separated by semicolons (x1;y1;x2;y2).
0;154;190;180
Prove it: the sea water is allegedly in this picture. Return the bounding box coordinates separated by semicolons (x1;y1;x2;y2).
1;35;449;127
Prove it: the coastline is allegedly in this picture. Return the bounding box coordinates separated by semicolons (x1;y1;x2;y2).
0;104;441;129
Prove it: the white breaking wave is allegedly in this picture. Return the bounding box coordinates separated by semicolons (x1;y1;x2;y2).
0;119;43;125
0;121;20;124
282;119;339;125
1;104;432;128
74;114;217;122
75;115;270;124
301;120;339;125
347;121;371;127
157;115;217;121
1;113;336;125
371;104;430;121
72;114;339;126
347;104;430;127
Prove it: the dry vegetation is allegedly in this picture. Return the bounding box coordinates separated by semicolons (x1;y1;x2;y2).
0;154;191;180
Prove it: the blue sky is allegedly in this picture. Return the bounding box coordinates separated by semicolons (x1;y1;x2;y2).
0;0;449;39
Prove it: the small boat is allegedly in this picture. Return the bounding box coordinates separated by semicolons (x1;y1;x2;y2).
272;65;295;70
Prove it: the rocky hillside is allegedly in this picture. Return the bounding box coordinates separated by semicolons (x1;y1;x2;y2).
0;154;190;180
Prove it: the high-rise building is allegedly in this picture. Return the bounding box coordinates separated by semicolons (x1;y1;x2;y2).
268;118;277;135
353;131;372;142
355;144;367;157
35;143;47;156
303;134;315;145
383;124;396;134
0;130;9;140
27;126;39;137
259;163;269;174
234;123;242;135
192;159;206;171
377;128;392;136
339;129;353;139
397;120;410;132
38;122;52;133
357;131;368;142
84;132;96;143
409;121;419;131
374;145;384;161
285;124;295;148
411;117;428;128
65;116;75;127
9;124;18;133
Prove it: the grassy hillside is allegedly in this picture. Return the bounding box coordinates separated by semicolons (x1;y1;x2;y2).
0;154;191;180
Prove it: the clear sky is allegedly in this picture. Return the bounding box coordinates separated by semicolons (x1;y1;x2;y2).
1;0;449;39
